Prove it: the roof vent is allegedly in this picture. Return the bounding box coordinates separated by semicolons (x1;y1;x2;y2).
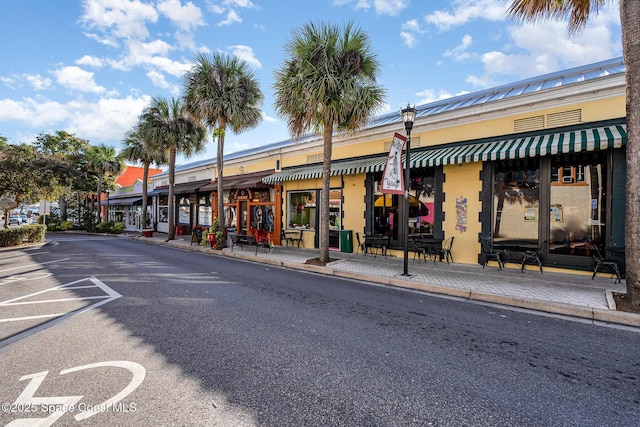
514;115;545;132
547;109;582;127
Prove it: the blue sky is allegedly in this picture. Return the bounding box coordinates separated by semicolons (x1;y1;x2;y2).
0;0;622;165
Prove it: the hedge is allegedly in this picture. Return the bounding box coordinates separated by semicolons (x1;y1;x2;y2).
0;224;46;247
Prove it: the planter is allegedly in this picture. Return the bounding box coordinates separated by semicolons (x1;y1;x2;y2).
143;229;154;238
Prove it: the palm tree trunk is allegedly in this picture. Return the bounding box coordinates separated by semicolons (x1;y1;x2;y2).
142;161;150;229
216;127;226;237
96;176;103;224
319;122;333;263
167;148;177;241
621;0;640;306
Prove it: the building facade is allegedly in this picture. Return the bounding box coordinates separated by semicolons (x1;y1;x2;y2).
154;58;628;275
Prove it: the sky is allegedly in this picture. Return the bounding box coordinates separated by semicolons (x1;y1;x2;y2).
0;0;623;165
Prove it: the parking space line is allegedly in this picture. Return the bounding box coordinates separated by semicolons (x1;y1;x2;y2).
0;313;66;323
0;277;122;348
0;258;69;274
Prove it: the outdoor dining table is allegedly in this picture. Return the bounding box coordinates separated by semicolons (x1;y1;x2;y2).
364;234;390;257
412;236;443;261
493;239;538;264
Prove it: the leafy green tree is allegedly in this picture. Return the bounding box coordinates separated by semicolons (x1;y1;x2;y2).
121;123;169;229
86;144;125;224
0;143;73;227
273;21;386;263
183;51;264;236
139;96;206;240
508;0;640;307
33;131;94;222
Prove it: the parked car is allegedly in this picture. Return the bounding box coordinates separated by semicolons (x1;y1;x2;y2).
9;216;22;225
21;214;30;224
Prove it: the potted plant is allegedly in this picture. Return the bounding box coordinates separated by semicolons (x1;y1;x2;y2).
202;217;225;249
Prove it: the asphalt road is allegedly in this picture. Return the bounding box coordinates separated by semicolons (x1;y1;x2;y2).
1;233;639;426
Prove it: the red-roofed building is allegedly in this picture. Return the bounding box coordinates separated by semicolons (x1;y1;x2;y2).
102;165;164;231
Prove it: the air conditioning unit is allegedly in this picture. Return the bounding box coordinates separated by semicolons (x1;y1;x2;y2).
562;176;574;183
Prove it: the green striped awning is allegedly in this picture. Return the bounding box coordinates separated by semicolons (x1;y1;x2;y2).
262;155;388;184
262;124;626;184
411;124;627;168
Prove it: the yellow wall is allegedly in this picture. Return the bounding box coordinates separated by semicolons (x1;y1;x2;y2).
342;174;367;238
441;162;483;264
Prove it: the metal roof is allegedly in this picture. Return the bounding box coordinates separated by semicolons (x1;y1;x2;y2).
158;57;626;174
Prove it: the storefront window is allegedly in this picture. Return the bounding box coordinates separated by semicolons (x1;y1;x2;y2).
177;196;190;224
288;191;316;230
198;194;211;226
159;195;168;223
409;172;435;235
549;154;606;256
493;160;540;245
374;170;434;239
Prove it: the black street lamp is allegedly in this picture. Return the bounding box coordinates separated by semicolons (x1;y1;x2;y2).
401;103;416;276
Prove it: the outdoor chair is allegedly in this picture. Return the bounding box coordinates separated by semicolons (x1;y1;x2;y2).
281;230;293;247
589;242;622;283
409;237;427;262
355;232;367;255
433;236;454;264
520;240;547;274
480;237;504;270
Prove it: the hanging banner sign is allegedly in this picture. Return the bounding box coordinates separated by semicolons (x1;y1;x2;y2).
381;132;406;194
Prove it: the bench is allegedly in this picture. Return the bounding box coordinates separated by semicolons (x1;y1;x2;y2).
228;233;272;255
283;229;304;248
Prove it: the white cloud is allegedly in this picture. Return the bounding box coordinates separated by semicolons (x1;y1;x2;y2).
25;74;52;91
54;66;106;94
443;34;474;61
229;45;261;69
0;97;70;127
157;0;204;31
373;0;407;16
81;0;159;40
147;69;171;89
465;5;622;88
332;0;407;14
400;31;418;48
400;19;424;48
67;95;151;142
262;111;277;123
0;76;16;89
415;88;459;105
218;9;242;26
425;0;509;31
76;55;104;68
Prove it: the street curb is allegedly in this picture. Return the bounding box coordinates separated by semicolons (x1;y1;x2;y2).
136;236;640;328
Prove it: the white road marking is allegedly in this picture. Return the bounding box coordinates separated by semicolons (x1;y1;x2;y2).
0;259;69;274
0;277;122;347
6;361;146;425
0;272;53;287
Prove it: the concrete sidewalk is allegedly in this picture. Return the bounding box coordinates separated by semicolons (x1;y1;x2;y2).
132;232;639;328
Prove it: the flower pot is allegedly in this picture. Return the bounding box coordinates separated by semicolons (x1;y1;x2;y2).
143;229;154;238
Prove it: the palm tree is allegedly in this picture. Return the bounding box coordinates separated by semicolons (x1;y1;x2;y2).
273;21;386;263
508;0;640;307
139;96;206;241
183;51;263;236
121;123;169;230
86;144;125;224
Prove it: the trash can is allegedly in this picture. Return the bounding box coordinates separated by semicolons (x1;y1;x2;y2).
340;230;353;253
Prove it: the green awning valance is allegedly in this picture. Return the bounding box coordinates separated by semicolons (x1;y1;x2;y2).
262;124;627;184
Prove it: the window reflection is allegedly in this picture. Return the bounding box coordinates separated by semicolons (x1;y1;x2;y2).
493;160;540;245
549;155;606;257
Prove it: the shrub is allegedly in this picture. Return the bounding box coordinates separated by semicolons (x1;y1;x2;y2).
0;224;46;247
96;221;125;234
60;221;74;231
